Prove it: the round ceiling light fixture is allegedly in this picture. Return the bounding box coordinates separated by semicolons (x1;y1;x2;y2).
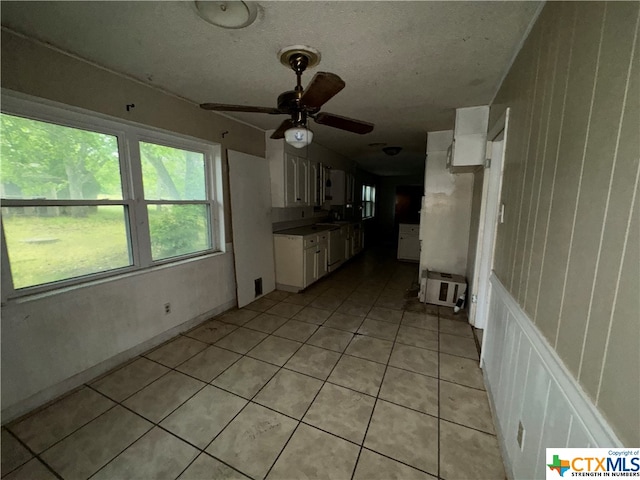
194;1;258;29
285;126;314;149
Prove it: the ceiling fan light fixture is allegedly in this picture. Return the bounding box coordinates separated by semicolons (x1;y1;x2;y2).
194;1;258;29
285;126;313;149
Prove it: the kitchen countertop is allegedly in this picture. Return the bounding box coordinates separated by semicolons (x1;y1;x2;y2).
274;224;337;236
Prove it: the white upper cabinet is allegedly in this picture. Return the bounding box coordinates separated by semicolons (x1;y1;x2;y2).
267;133;310;207
448;105;489;171
309;160;326;207
296;156;309;205
266;131;354;208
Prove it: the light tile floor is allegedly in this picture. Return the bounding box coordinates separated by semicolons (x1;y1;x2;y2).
1;248;506;480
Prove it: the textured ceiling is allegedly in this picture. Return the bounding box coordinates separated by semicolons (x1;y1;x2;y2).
1;1;541;176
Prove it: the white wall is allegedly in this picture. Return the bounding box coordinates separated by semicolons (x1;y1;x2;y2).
489;1;640;446
419;131;474;276
0;31;262;422
1;252;236;421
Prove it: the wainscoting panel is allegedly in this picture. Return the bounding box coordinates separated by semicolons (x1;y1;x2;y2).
482;274;621;479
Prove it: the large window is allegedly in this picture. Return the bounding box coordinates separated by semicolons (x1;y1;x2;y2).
362;184;376;219
1;95;222;296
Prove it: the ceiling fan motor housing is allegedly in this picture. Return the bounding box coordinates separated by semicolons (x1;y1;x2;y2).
277;90;300;112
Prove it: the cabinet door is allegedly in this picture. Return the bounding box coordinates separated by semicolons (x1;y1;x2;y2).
398;235;420;261
285;153;298;206
345;173;355;205
318;244;328;278
309;161;319;207
297;158;309;205
304;246;317;287
329;170;346;205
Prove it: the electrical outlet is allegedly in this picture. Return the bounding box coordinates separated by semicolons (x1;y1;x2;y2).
517;421;525;450
164;303;171;314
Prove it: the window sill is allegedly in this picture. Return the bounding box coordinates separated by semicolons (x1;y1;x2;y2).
7;247;230;305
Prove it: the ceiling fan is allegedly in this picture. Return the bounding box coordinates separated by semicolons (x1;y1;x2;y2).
200;46;374;147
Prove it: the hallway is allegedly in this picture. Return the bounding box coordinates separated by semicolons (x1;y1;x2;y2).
1;248;505;480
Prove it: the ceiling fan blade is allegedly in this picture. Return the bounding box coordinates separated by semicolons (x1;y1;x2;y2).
270;119;294;139
200;103;282;114
313;112;374;134
300;72;345;109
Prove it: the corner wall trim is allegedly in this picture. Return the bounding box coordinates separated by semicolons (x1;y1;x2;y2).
482;273;621;478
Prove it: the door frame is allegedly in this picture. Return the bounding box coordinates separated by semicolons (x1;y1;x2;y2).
471;108;510;331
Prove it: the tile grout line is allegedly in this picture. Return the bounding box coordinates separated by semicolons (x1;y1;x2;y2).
7;258;486;480
349;271;407;480
2;427;64;480
191;300;347;480
260;306;354;478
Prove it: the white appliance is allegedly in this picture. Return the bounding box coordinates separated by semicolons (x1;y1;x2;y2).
327;226;344;272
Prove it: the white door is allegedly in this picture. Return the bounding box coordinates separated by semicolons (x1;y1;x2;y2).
472;109;509;330
228;150;276;307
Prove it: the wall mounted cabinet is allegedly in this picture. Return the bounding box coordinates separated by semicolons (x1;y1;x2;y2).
309;160;327;207
447;105;489;172
328;170;355;206
267;135;310;207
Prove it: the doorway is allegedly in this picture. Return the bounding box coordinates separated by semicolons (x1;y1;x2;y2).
470;108;510;331
394;185;423;230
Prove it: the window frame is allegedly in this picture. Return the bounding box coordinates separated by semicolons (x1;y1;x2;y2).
361;183;376;220
1;91;224;299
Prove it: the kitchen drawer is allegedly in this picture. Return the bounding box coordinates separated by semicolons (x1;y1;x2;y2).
304;236;318;248
318;233;328;243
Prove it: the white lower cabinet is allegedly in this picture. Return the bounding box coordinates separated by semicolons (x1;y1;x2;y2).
304;245;316;287
274;232;329;292
317;233;328;279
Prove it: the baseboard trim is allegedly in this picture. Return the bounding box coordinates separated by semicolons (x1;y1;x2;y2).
1;298;236;424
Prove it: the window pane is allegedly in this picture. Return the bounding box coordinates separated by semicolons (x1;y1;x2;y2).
140;142;206;200
148;204;210;260
3;206;131;289
0;114;123;200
